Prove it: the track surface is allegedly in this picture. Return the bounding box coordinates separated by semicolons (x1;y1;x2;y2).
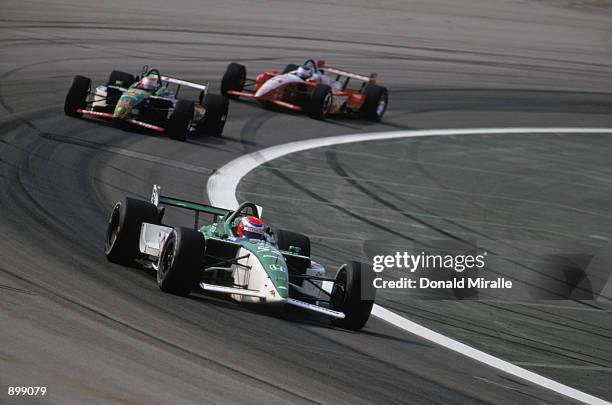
1;0;612;403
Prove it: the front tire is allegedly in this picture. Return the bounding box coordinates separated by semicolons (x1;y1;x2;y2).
306;83;332;120
64;75;91;117
105;198;160;265
360;84;388;122
221;63;246;99
157;227;205;296
198;93;229;136
330;261;376;331
166;99;194;141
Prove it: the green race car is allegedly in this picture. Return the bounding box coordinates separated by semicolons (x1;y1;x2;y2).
64;66;228;141
104;185;376;331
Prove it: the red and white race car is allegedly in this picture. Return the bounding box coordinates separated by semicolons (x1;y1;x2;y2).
220;59;388;121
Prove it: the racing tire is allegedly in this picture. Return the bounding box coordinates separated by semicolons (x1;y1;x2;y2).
107;70;136;88
306;83;332;120
221;62;246;99
198;93;229;136
330;261;376;331
282;63;299;74
64;75;91;117
360;84;388;122
166;99;194;141
157;227;205;296
105;198;160;265
274;229;311;257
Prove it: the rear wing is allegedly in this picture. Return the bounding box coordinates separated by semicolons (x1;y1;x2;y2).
161;76;209;102
151;185;230;228
161;76;208;91
324;67;377;85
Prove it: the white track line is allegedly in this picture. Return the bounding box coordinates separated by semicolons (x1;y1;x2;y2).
206;127;612;405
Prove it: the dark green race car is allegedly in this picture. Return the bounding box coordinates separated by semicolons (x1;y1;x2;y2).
64;66;229;141
104;185;377;331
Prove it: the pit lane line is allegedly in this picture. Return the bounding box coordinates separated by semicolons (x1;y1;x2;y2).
206;127;612;405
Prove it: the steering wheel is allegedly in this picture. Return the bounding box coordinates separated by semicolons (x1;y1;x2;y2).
226;202;260;230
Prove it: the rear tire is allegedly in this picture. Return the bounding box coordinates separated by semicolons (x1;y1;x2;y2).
221;63;246;99
64;75;91;117
360;84;388;122
282;63;299;74
167;99;194;141
330;261;376;331
157;227;205;296
306;83;332;120
199;93;229;136
107;70;136;88
105;198;160;265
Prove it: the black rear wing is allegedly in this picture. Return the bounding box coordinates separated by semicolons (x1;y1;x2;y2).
151;185;230;228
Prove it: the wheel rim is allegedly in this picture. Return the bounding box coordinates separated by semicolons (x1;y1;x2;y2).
376;93;387;117
105;205;121;254
159;238;175;280
322;93;332;114
330;268;347;309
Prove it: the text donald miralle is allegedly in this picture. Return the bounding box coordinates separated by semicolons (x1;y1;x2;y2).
371;251;513;289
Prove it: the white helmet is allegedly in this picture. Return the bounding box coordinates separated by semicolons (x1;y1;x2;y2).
140;75;159;90
296;65;313;80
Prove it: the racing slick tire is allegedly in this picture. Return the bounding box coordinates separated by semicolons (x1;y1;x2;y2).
64;75;91;117
306;83;332;120
330;261;376;331
198;93;229;136
274;229;311;257
107;70;136;88
105;198;160;265
282;64;299;74
166;99;194;141
157;227;205;296
221;62;246;99
360;84;388;122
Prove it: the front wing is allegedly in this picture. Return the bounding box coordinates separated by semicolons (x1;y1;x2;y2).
77;109;165;133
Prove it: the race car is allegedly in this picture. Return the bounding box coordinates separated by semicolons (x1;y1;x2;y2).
220;59;388;121
64;66;229;141
104;185;376;330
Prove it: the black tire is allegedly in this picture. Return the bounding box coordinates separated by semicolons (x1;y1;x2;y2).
306;83;332;120
107;70;136;88
64;75;91;117
105;198;160;265
220;63;246;98
166;99;194;141
359;84;388;122
274;229;311;257
282;63;299;74
330;261;376;331
157;227;205;296
198;93;229;136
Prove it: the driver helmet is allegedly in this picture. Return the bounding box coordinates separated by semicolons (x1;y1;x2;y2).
236;216;265;240
296;65;313;80
140;74;159;90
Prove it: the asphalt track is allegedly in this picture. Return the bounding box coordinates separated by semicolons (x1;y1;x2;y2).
1;0;612;404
